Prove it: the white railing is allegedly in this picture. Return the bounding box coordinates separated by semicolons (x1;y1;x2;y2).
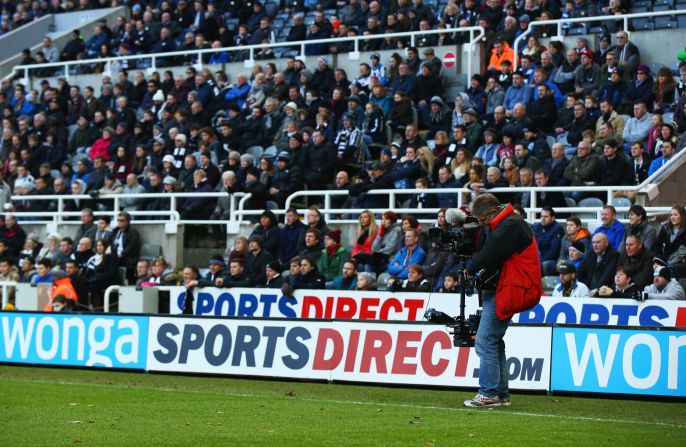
5;26;484;85
513;9;686;72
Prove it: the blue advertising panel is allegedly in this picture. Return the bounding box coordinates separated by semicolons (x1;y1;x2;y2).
551;326;686;397
0;313;148;370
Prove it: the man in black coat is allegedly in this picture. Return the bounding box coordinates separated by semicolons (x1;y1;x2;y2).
534;169;567;209
526;84;557;135
246;235;274;287
304;129;337;190
598;137;632;186
219;259;253;288
110;211;142;284
577;233;619;292
349;162;394;210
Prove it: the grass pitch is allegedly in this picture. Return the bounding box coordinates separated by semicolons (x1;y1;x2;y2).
0;365;684;446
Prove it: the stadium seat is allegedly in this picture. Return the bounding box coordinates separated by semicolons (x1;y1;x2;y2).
663;112;675;122
140;244;162;260
377;273;391;290
246;146;264;160
542;276;558;293
652;4;673;11
565;197;577;207
676;0;686;9
631;0;652;7
631;18;655;30
264;1;279;18
654;0;674;6
578;197;605;208
677;15;686;27
566;27;586;36
629;6;650;12
612;198;633;218
588;26;604;34
650;63;666;74
654;16;678;28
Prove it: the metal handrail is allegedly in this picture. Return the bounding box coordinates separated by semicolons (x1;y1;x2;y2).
513;9;686;71
6;26;484;84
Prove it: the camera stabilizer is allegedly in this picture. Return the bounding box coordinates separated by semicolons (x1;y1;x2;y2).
423;217;484;347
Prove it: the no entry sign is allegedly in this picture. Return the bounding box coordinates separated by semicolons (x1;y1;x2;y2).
443;51;456;68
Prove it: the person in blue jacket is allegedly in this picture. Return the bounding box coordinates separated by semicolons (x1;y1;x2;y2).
387;228;426;279
593;205;625;251
532;206;565;276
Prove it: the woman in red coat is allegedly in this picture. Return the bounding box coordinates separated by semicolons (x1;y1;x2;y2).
89;127;114;162
352;210;378;271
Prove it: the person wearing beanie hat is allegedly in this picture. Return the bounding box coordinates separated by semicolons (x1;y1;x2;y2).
370;52;388;85
311;55;335;98
246;232;274;286
642;267;686;300
552;261;590;298
152;90;165;102
317;229;350;284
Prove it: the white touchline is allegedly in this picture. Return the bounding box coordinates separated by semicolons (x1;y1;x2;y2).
4;377;684;430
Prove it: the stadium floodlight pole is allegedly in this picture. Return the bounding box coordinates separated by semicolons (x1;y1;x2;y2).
512;9;686;72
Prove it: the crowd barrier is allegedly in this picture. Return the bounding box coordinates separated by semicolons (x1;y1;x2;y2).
1;311;684;398
167;287;686;328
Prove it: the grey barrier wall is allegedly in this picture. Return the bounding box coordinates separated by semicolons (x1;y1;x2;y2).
0;7;128;79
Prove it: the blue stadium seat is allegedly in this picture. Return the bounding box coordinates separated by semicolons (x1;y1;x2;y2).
273;18;286;29
630;6;650;12
653;0;674;6
654;16;678;28
588;26;604;34
323;9;337;16
652;4;672;10
631;17;655;29
678;15;686;27
631;0;652;7
676;0;686;9
264;1;279;18
566;27;586;35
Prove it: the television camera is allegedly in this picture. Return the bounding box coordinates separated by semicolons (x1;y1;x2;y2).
424;209;484;347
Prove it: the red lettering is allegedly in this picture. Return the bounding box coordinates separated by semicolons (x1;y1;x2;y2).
391;331;421;374
404;299;425;321
454;347;470;377
301;296;323;318
312;328;343;370
676;307;686;327
420;331;452;377
344;330;360;372
324;296;334;319
379;298;402;319
335;297;357;319
359;330;392;373
359;298;380;320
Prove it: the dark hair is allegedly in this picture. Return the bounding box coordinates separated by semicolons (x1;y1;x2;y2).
629;205;646;220
305;228;321;240
566;215;582;227
37;258;52;268
541;206;556;217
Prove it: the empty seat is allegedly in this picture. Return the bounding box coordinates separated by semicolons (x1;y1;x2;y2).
654;16;678;28
653;0;674;6
588;26;604;34
663;112;674;122
679;15;686;27
631;17;655;29
578;197;606;208
140;244;162;260
542;276;559;293
652;4;672;10
629;6;650;12
565;197;577;207
264;1;279;17
566;27;586;35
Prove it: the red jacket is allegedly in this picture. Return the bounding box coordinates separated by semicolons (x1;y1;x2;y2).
468;204;543;320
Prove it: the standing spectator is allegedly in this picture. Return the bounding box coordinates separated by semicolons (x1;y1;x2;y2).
249;210;280;256
110;211;141;284
74;208;97;244
533;207;565;276
1;214;26;262
278;208;307;267
246;235;274;287
85;238;119;309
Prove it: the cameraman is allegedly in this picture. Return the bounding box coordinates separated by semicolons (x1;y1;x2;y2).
464;193;542;408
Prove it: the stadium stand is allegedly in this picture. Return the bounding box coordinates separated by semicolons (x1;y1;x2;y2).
1;1;686;309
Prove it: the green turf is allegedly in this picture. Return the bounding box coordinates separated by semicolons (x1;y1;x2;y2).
0;365;684;446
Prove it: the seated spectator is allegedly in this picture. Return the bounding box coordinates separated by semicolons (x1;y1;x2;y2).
598;138;631;186
250;210;280;256
533;207;565;276
437;272;459;293
263;261;284;288
388;264;431;292
329;259;358;291
566;102;595;147
351;210;378;271
597;265;641;299
563;141;600;201
642;267;685;301
534;169;567;209
246;235;274;287
317;229;349;284
31;258;53;285
502;71;532;114
621;205;657;254
578;233;620;292
218;259;253;288
648;139;676;176
387;228;426;280
355;272;377;291
552;262;590;298
574;49;603;97
622;101;652;152
290;256;325;290
304;130;337;190
65;260;88;303
617;235;653;289
593;205;625;251
298;228;323;263
180;169;216;220
653;205;686;275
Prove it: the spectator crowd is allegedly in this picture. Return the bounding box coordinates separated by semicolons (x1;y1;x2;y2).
1;0;686;310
